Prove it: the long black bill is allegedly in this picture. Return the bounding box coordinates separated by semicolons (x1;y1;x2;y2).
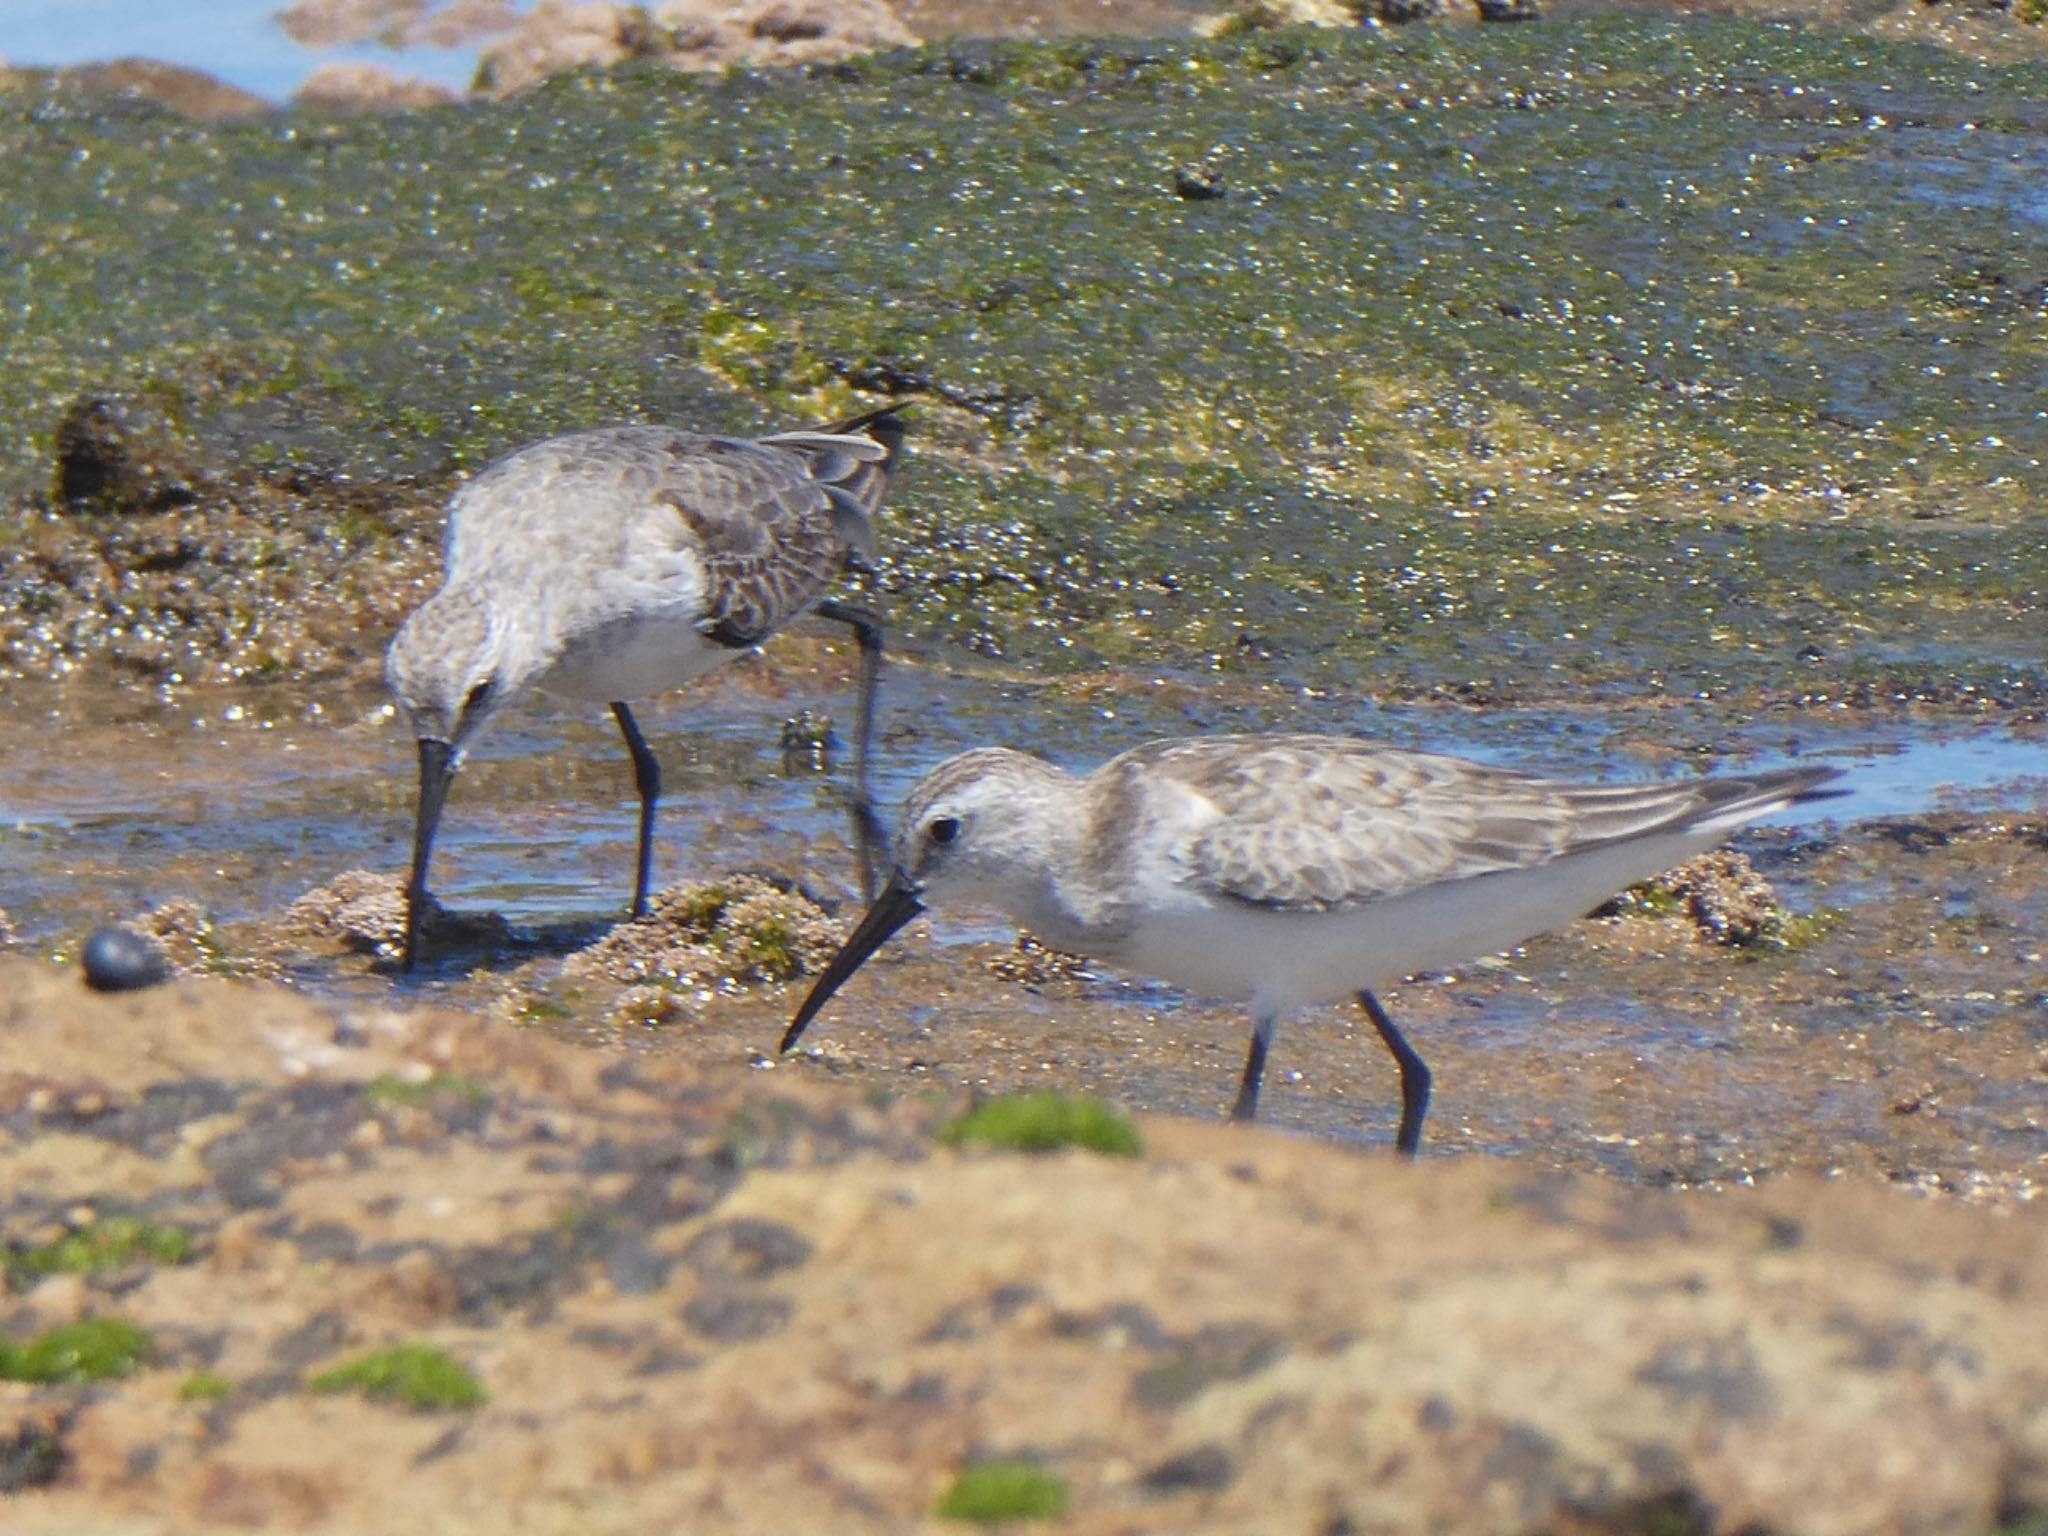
402;737;457;971
780;867;924;1054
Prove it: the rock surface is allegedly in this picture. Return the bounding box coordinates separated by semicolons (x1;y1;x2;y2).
0;956;2043;1532
0;58;273;119
293;63;461;111
10;0;2045;122
471;0;922;96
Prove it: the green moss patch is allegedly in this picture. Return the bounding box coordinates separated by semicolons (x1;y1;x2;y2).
5;1215;192;1286
1741;907;1848;959
308;1344;485;1409
935;1462;1071;1523
179;1370;235;1401
363;1073;492;1110
0;1318;151;1383
0;22;2045;710
938;1092;1143;1158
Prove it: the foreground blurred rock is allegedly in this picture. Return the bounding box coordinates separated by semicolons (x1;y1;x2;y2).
0;956;2041;1532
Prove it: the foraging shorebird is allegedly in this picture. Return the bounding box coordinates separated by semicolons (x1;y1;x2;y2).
782;734;1843;1154
386;403;906;968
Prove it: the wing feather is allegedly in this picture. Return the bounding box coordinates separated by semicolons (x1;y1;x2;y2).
1107;735;1828;911
445;410;904;647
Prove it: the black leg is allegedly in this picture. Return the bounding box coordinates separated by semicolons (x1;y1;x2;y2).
814;598;885;900
1230;1015;1276;1122
611;701;660;918
1358;990;1431;1158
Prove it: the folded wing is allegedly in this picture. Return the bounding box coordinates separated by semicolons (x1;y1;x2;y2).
1128;734;1836;911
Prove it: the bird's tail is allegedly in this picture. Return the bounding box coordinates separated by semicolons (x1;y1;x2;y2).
753;402;909;528
816;402;908;517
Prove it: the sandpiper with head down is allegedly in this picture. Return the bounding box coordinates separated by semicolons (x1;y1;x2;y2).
782;733;1843;1155
386;403;906;967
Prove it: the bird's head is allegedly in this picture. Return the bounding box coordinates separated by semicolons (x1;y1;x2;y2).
781;748;1067;1052
385;585;512;758
385;585;521;970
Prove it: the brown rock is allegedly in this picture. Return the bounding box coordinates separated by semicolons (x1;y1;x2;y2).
1198;0;1361;30
0;955;2043;1534
413;0;529;47
276;0;428;48
473;0;920;95
278;0;530;48
983;931;1094;987
283;869;409;954
294;62;460;111
352;1248;462;1325
682;0;920;64
38;59;272;119
472;0;656;95
21;1272;91;1331
52;394;211;516
562;871;840;993
283;869;504;960
1595;848;1789;946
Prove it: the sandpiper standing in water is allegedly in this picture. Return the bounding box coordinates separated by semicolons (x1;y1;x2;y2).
782;734;1842;1154
386;403;905;968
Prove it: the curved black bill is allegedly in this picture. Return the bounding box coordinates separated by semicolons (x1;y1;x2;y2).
402;737;457;971
780;867;924;1054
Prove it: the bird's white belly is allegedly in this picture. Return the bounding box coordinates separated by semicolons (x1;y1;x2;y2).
534;610;738;704
1116;823;1731;1016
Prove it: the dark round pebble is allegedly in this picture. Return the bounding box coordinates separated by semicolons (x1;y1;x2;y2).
81;927;170;993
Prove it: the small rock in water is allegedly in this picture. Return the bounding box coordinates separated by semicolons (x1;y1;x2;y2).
779;709;836;773
565;872;839;991
985;932;1094;988
81;927;171;992
1174;162;1227;201
284;870;411;955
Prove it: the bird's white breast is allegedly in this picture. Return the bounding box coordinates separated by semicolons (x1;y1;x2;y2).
1116;820;1737;1017
534;608;735;703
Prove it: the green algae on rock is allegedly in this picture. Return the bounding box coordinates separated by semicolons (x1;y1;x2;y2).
562;873;843;990
308;1343;486;1409
362;1072;494;1111
934;1462;1073;1522
0;19;2045;707
938;1091;1145;1156
4;1214;192;1287
0;1318;152;1384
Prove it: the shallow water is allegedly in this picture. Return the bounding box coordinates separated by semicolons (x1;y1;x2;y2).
2;648;2042;1190
1;18;2044;1188
4;656;2041;949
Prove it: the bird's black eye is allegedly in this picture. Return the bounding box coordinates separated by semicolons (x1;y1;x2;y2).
927;816;960;846
462;681;495;715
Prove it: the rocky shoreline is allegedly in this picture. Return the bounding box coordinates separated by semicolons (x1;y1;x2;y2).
2;959;2044;1531
6;0;2047;119
1;9;2045;1531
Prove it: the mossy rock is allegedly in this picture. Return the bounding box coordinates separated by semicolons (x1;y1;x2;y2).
938;1092;1144;1157
0;1318;152;1384
308;1344;485;1410
935;1462;1072;1522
